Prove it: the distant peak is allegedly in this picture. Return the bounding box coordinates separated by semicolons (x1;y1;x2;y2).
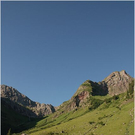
120;70;127;75
111;70;127;75
112;70;126;75
83;80;91;84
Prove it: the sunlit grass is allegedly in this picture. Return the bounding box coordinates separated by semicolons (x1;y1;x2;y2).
17;99;134;135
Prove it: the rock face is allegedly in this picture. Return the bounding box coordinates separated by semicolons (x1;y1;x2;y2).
1;85;55;117
71;91;90;108
100;70;133;96
59;70;133;111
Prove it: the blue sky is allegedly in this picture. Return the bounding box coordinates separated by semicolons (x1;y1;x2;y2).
1;1;134;106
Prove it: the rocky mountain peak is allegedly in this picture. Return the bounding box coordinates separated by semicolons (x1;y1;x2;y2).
1;85;55;117
120;70;127;74
73;80;92;97
60;70;133;111
103;70;130;81
102;70;133;96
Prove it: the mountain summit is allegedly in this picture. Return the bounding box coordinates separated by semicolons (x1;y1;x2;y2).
58;70;133;111
101;70;133;95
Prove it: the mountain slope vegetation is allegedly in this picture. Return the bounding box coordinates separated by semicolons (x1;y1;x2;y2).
1;70;134;135
13;85;134;135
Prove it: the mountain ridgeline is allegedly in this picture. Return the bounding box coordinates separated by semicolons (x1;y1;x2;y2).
58;70;133;112
1;70;133;116
1;70;134;135
1;85;55;117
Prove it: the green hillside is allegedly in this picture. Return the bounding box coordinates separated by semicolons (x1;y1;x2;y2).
28;100;133;135
2;76;134;135
12;82;134;135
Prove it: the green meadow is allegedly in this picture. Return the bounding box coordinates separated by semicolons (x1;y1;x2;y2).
12;92;134;135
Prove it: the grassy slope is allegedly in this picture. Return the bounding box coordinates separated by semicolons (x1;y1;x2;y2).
25;101;133;135
14;93;134;135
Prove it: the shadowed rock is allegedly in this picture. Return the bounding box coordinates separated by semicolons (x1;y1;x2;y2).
1;85;55;117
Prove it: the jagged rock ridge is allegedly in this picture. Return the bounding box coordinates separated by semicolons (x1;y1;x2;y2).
1;85;55;117
59;70;133;111
100;70;133;95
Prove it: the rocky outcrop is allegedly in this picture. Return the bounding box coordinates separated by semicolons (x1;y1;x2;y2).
72;91;90;107
59;70;133;111
1;85;55;117
100;70;133;96
73;70;133;98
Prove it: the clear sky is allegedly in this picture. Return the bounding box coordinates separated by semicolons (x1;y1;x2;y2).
1;1;134;106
